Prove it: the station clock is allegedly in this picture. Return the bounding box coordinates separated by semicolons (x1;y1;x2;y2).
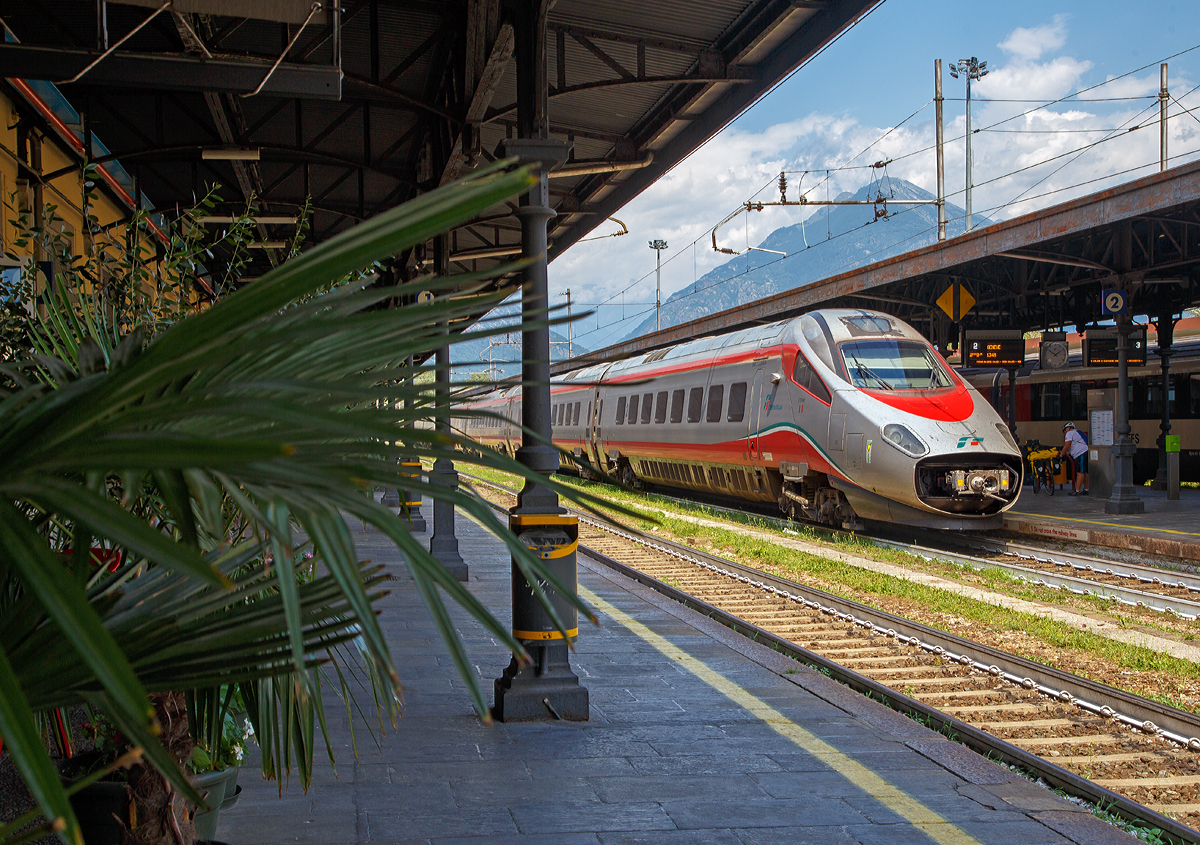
1039;331;1069;370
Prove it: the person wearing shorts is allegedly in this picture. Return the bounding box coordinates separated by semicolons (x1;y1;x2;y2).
1060;422;1088;495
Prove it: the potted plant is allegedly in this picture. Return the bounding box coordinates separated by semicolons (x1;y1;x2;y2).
0;160;606;845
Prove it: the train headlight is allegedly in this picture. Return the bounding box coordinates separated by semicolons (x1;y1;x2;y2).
882;424;928;457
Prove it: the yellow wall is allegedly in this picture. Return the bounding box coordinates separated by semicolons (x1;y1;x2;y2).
0;85;170;296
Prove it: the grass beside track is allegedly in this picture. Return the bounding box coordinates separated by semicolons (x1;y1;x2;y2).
461;465;1200;715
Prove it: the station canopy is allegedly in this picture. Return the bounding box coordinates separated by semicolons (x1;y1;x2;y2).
0;0;879;294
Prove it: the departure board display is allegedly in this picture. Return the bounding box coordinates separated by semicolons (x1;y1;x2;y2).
1083;327;1147;367
963;330;1025;368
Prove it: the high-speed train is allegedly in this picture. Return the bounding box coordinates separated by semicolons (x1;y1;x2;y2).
459;309;1023;530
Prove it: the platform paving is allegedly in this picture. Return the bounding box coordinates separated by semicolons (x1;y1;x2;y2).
1006;485;1200;562
217;499;1137;844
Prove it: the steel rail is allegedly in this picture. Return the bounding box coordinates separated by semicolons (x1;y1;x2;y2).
873;536;1200;620
959;533;1200;590
598;483;1200;618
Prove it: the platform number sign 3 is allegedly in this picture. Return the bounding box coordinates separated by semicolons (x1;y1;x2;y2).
1101;289;1126;316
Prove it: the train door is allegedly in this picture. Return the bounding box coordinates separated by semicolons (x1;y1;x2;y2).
587;364;614;472
748;368;764;459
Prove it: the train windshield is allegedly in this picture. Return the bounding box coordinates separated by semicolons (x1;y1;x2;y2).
839;340;953;391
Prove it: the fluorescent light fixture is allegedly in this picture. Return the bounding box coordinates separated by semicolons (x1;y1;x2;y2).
202;148;261;161
247;241;287;249
194;215;298;225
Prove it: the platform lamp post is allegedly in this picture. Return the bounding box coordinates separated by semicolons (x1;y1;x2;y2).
561;288;573;358
948;57;988;233
650;239;668;331
493;0;588;723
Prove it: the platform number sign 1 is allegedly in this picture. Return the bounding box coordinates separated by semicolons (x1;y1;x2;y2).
416;290;434;304
1101;289;1126;316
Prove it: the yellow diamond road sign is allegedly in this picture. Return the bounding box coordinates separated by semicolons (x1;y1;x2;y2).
936;283;975;320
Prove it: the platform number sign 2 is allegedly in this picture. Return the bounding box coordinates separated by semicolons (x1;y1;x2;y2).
1101;289;1126;316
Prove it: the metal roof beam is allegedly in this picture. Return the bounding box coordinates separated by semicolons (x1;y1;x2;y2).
0;44;342;99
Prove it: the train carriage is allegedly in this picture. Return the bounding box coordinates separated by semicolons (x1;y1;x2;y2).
461;309;1023;530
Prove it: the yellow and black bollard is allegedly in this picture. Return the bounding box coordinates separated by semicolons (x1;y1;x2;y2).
492;513;589;721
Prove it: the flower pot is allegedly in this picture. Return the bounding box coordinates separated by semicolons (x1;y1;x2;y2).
68;780;130;845
191;767;237;841
219;783;242;811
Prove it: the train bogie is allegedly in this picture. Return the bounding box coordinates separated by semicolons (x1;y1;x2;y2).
460;309;1022;530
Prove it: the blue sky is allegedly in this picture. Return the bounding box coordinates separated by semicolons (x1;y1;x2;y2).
551;0;1200;351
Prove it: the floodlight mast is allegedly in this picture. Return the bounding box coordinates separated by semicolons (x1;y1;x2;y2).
948;56;988;232
649;239;668;331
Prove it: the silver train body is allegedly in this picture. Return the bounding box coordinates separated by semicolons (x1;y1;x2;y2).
460;309;1023;530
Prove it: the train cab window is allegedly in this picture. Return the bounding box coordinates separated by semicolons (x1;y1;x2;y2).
615;396;627;424
706;385;724;422
655;391;668;424
573;402;581;426
628;395;640;424
670;389;685;424
792;354;831;404
687;387;704;423
641;393;653;424
840;340;952;390
728;382;747;422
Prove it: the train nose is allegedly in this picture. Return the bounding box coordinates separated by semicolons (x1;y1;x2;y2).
916;455;1022;515
947;468;1011;499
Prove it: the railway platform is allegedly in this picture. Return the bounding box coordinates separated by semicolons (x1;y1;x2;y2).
219;500;1140;845
1005;486;1200;563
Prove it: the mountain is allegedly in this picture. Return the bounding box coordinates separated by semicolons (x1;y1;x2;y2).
621;179;987;341
450;310;585;381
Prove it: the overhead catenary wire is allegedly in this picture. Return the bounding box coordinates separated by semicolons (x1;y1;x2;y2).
569;45;1200;345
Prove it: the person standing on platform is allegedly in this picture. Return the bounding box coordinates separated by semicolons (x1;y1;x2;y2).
1060;422;1089;495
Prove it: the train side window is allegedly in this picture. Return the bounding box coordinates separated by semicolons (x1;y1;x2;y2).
792;354;831;404
670;389;686;423
587;401;592;426
728;382;747;422
687;387;704;423
573;402;581;426
655;391;668;424
641;392;653;424
615;396;627;424
551;404;557;426
706;385;724;422
628;394;640;424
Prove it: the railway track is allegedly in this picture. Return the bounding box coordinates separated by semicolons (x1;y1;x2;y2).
631;484;1200;620
464;474;1200;843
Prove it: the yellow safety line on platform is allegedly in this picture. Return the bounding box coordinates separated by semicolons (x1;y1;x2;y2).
1011;511;1200;537
579;585;984;845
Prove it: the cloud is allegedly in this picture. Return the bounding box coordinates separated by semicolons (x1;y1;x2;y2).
998;15;1068;62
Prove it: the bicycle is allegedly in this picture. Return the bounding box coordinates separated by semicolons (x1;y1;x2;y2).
1024;441;1061;496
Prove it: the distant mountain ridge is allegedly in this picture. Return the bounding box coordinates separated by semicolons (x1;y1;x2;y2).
622;178;986;341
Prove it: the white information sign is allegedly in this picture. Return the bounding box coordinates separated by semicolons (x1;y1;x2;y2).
1090;409;1114;447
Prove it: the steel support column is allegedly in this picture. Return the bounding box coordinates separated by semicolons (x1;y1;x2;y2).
493;0;587;723
402;353;427;532
1151;312;1176;491
429;237;466;579
1106;313;1144;514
